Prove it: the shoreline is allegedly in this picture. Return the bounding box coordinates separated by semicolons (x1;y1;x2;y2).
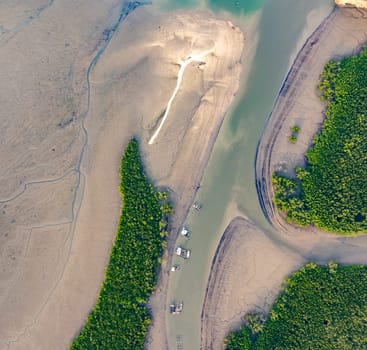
200;6;367;350
254;7;336;232
73;7;246;350
5;3;367;350
255;6;367;235
144;14;246;350
200;217;303;350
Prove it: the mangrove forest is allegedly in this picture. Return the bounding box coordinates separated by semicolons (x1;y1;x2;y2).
225;263;367;349
71;138;170;349
273;47;367;233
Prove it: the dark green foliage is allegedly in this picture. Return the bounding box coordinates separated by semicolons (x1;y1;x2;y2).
225;326;252;350
272;173;311;227
273;47;367;233
225;263;367;350
71;138;169;350
291;125;300;133
289;125;300;142
289;134;297;143
243;313;264;336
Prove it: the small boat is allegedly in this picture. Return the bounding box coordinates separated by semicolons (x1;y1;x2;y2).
170;302;183;315
171;264;180;272
180;226;190;239
175;246;191;259
193;201;202;211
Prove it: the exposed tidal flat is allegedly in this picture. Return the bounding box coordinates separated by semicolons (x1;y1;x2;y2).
0;0;245;349
165;1;335;349
2;1;367;350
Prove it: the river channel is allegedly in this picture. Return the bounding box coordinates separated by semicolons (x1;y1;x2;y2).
152;0;335;349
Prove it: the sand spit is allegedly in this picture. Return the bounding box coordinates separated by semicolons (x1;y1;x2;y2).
199;7;367;350
0;1;244;348
90;8;244;350
201;217;303;350
255;7;367;236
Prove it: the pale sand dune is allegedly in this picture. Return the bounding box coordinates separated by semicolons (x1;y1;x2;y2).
0;2;245;349
336;0;367;8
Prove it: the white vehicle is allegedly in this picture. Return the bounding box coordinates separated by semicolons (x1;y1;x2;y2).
170;302;183;315
171;264;180;272
175;246;191;259
193;201;202;211
180;227;190;239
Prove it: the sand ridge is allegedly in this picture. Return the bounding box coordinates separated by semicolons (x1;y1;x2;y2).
4;2;367;350
199;6;367;350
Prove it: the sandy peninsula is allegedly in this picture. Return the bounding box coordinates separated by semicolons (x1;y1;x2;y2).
255;6;367;235
4;2;367;350
0;1;244;349
201;217;304;350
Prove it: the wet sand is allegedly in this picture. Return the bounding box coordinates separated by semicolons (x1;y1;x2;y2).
200;5;367;350
3;2;367;350
201;217;303;350
0;2;244;349
0;1;128;348
255;6;367;235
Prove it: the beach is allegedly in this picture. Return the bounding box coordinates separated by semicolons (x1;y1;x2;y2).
0;2;244;348
255;6;367;236
2;1;367;350
199;5;367;350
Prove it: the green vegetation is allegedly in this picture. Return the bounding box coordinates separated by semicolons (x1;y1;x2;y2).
289;125;300;142
225;263;367;350
272;47;367;233
71;138;170;350
225;327;252;350
289;134;297;143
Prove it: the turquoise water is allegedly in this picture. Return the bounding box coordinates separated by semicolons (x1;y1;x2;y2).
154;0;265;13
154;0;200;10
208;0;266;14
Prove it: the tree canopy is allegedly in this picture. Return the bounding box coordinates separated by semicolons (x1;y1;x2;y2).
225;263;367;349
71;138;169;349
273;47;367;233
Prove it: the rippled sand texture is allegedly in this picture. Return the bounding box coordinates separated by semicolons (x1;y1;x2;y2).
0;1;138;348
87;8;244;350
0;2;244;349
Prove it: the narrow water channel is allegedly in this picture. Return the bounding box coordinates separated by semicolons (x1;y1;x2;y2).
161;0;335;349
